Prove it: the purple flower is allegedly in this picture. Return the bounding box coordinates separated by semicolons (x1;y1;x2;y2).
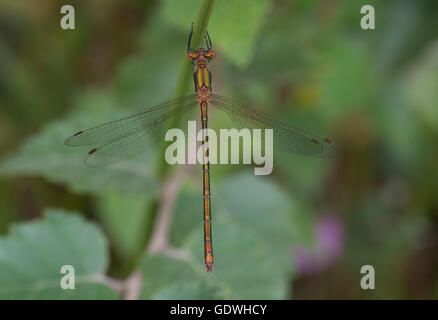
293;215;344;275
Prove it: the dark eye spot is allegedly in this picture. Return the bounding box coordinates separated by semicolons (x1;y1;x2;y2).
323;138;332;144
73;131;83;136
88;148;97;155
311;138;319;144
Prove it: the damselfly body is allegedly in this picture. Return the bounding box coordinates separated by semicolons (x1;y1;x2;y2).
65;25;334;272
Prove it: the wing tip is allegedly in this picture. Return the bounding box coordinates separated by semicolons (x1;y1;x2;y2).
307;136;337;158
321;138;338;158
83;153;97;168
83;147;117;168
83;148;99;168
65;131;84;146
64;138;74;146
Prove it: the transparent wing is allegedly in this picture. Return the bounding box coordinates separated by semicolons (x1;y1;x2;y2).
211;94;335;157
66;95;196;147
65;95;197;167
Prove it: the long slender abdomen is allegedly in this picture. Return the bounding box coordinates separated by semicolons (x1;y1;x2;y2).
200;101;213;272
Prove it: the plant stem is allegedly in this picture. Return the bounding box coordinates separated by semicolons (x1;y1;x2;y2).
172;0;216;103
140;0;216;260
157;0;216;178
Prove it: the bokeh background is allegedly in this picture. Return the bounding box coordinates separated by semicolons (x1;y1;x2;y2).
0;0;437;299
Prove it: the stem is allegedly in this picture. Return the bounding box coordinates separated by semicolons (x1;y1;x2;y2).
173;0;216;103
141;0;216;255
157;0;216;178
147;165;191;255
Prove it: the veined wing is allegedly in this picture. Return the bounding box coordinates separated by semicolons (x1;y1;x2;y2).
66;95;196;147
65;95;197;167
211;94;335;157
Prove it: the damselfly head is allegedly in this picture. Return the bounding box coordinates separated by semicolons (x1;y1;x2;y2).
187;49;215;63
187;23;214;61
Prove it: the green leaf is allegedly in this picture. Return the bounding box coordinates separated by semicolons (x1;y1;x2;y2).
140;255;221;299
276;153;331;199
404;42;438;130
376;84;422;172
184;218;291;299
164;0;270;67
96;192;152;262
317;41;378;120
215;173;296;270
0;208;117;299
116;17;186;108
141;172;296;299
0;90;160;195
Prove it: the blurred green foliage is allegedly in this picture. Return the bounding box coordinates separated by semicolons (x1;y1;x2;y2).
0;209;116;299
0;0;437;299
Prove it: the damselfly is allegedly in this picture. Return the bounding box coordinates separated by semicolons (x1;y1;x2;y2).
65;26;335;272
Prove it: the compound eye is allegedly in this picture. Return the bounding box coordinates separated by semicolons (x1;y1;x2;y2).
208;50;216;60
187;52;198;61
187;50;194;61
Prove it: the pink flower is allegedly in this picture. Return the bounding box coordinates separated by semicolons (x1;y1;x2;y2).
293;215;344;275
